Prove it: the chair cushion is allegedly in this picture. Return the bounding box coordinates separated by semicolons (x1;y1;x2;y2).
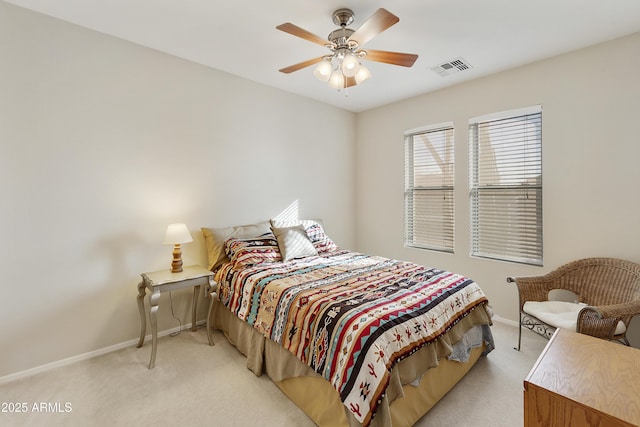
523;301;626;335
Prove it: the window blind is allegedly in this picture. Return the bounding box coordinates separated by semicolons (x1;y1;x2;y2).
469;107;542;265
404;124;454;252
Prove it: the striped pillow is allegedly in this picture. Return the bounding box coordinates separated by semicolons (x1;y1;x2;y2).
224;234;282;268
305;223;339;254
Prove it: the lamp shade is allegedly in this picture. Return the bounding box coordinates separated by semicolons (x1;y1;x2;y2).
313;60;333;82
355;65;371;84
162;223;193;245
328;71;345;89
341;54;360;77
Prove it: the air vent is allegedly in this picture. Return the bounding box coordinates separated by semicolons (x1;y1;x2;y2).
430;57;473;77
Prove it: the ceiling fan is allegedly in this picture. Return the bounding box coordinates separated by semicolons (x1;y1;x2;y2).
276;8;418;90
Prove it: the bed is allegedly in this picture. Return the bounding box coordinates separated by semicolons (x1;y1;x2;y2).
202;219;494;427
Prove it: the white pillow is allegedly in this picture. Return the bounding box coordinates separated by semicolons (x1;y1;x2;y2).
270;224;318;262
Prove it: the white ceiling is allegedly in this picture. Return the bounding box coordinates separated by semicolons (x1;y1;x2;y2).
6;0;640;112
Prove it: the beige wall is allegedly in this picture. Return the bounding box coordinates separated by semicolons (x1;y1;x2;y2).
355;32;640;347
0;3;356;378
2;2;639;379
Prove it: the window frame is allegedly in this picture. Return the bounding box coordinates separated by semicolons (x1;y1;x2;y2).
404;122;455;253
469;106;543;266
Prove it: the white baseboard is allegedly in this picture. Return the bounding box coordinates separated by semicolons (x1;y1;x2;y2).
0;320;207;386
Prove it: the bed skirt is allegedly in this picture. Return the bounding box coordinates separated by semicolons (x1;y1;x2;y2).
208;297;491;427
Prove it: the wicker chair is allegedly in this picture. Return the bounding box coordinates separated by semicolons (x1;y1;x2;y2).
508;257;640;350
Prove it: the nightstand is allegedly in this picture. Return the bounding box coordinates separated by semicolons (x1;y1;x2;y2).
136;264;214;369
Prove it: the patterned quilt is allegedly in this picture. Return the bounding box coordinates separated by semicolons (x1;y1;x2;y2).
215;249;491;426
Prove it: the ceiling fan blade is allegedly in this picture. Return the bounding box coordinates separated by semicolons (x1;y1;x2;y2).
345;76;357;88
348;8;399;47
276;23;331;47
279;57;324;74
364;49;418;67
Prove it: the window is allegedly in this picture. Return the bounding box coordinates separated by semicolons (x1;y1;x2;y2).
404;123;454;252
469;106;542;265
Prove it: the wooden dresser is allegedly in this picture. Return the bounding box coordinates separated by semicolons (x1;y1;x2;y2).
524;328;640;427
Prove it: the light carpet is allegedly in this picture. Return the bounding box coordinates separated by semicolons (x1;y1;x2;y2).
0;321;547;427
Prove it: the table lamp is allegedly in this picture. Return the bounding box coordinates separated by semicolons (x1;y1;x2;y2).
162;223;193;273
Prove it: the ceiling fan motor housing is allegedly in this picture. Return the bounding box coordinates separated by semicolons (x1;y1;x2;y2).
328;28;355;47
330;8;357;48
332;8;355;27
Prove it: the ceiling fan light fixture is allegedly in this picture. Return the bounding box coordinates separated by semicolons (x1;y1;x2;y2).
328;70;345;89
355;65;371;84
313;59;333;81
341;53;360;77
